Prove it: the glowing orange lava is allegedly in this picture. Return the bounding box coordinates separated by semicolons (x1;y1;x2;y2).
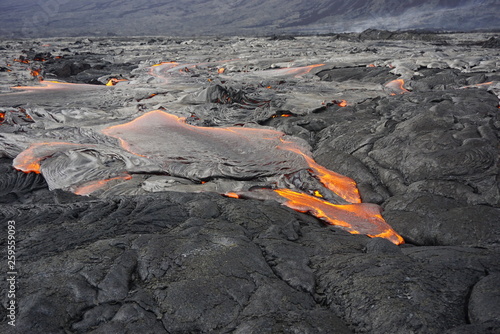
144;93;158;100
148;61;180;82
278;141;361;204
13;142;87;174
295;63;325;75
12;108;402;243
151;61;179;67
477;81;493;86
272;113;293;118
385;79;410;95
148;59;240;84
274;64;325;77
274;189;404;245
74;175;132;196
30;69;42;77
106;78;128;86
460;81;496;89
11;80;103;92
103;110;360;203
334;99;348;107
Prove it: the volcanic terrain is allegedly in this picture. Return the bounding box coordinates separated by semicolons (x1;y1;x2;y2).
0;31;499;333
1;0;499;37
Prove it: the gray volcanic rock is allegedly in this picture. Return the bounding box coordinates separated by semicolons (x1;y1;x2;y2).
384;195;500;246
1;176;499;333
0;158;47;204
317;66;397;84
0;183;355;333
469;274;500;324
313;245;499;333
305;88;500;246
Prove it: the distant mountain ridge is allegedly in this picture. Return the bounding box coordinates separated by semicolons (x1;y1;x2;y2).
0;0;498;37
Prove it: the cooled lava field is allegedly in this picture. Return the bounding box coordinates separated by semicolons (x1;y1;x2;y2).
1;31;499;333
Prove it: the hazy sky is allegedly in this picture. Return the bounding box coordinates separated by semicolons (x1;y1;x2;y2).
0;0;498;37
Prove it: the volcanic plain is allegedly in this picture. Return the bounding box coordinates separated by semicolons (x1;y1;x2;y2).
1;31;499;333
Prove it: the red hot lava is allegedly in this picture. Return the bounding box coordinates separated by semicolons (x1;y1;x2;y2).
258;64;325;78
8;58;404;245
385;79;410;95
102;110;361;204
74;175;133;195
11;80;104;92
13;142;89;174
106;78;128;86
12;109;403;244
460;81;496;89
99;110;401;243
333;99;348;107
14;58;30;64
274;189;404;245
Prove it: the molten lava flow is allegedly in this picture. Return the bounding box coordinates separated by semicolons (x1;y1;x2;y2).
102;110;310;180
460;81;495;89
106;78;128;86
148;59;240;84
385;79;410;95
13;142;86;174
102;110;360;203
151;61;179;67
274;189;404;245
11;80;102;92
0;108;33;124
290;64;325;77
14;147;46;173
333;99;348;107
148;61;180;82
30;69;42;78
277;140;361;204
474;81;493;86
304;157;360;203
261;64;325;78
12;109;401;243
137;93;158;101
271;112;294;118
74;175;132;196
101;110;360;202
